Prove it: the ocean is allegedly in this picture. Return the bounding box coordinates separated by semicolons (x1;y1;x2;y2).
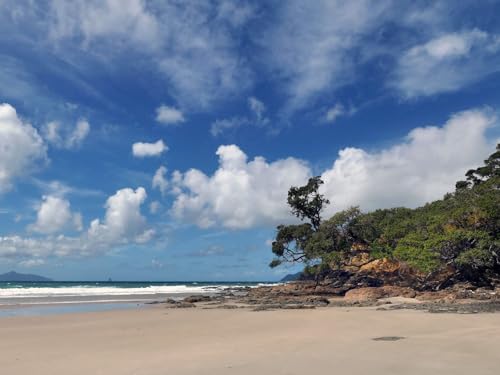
0;281;273;316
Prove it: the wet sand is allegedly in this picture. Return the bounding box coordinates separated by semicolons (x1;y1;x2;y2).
1;306;499;375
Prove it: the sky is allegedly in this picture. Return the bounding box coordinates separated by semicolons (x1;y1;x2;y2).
0;0;499;281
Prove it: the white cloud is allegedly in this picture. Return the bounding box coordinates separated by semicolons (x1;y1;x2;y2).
32;179;104;198
47;0;254;109
0;187;154;262
88;187;151;244
172;108;496;229
393;29;500;98
132;140;168;157
248;96;267;123
210;96;269;136
29;195;82;234
0;103;47;193
325;104;344;123
171;145;311;228
42;119;90;149
49;0;160;48
155;105;185;125
325;103;356;123
320;108;496;213
263;0;391;112
152;166;168;195
0;235;79;260
67;120;90;148
211;117;249;137
19;258;45;268
149;200;161;214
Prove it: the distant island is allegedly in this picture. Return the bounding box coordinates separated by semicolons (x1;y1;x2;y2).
0;271;52;282
280;272;303;282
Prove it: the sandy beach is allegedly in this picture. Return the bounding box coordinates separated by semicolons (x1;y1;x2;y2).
1;305;499;375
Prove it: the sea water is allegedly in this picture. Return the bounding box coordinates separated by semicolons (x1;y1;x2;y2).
0;281;273;316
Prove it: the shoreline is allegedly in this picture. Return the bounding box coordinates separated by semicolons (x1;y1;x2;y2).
3;281;500;317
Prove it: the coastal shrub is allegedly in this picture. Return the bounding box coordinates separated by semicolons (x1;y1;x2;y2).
270;144;500;286
393;234;441;273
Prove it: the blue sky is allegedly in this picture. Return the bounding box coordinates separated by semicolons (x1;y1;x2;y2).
0;0;499;281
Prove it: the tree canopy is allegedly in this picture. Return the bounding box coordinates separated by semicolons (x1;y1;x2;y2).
270;144;500;285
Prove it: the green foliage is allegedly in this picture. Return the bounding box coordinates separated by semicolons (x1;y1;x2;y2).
269;177;329;268
456;248;494;270
270;144;500;284
393;233;441;273
287;176;329;230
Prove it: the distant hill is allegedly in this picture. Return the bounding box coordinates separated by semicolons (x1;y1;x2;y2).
0;271;52;282
280;272;302;282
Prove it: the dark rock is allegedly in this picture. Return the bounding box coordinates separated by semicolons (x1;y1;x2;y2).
379;301;500;314
252;304;316;311
183;295;213;303
164;299;196;308
372;336;406;341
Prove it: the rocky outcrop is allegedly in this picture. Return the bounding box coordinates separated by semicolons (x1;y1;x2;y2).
300;255;487;294
344;286;417;302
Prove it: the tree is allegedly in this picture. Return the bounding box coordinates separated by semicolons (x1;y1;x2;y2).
287;176;329;230
270;144;500;287
456;143;500;189
269;177;329;267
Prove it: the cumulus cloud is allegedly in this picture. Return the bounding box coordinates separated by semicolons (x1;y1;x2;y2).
0;187;154;262
393;29;500;98
29;195;82;234
0;103;47;193
132;140;168;157
171;144;311;228
42;119;90;149
172;108;496;229
88;187;151;244
155;105;185;125
152;166;168;195
320;108;497;213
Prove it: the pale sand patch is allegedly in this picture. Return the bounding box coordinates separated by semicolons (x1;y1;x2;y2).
1;306;499;375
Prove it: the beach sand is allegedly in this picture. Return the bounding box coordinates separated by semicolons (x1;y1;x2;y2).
1;306;499;375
